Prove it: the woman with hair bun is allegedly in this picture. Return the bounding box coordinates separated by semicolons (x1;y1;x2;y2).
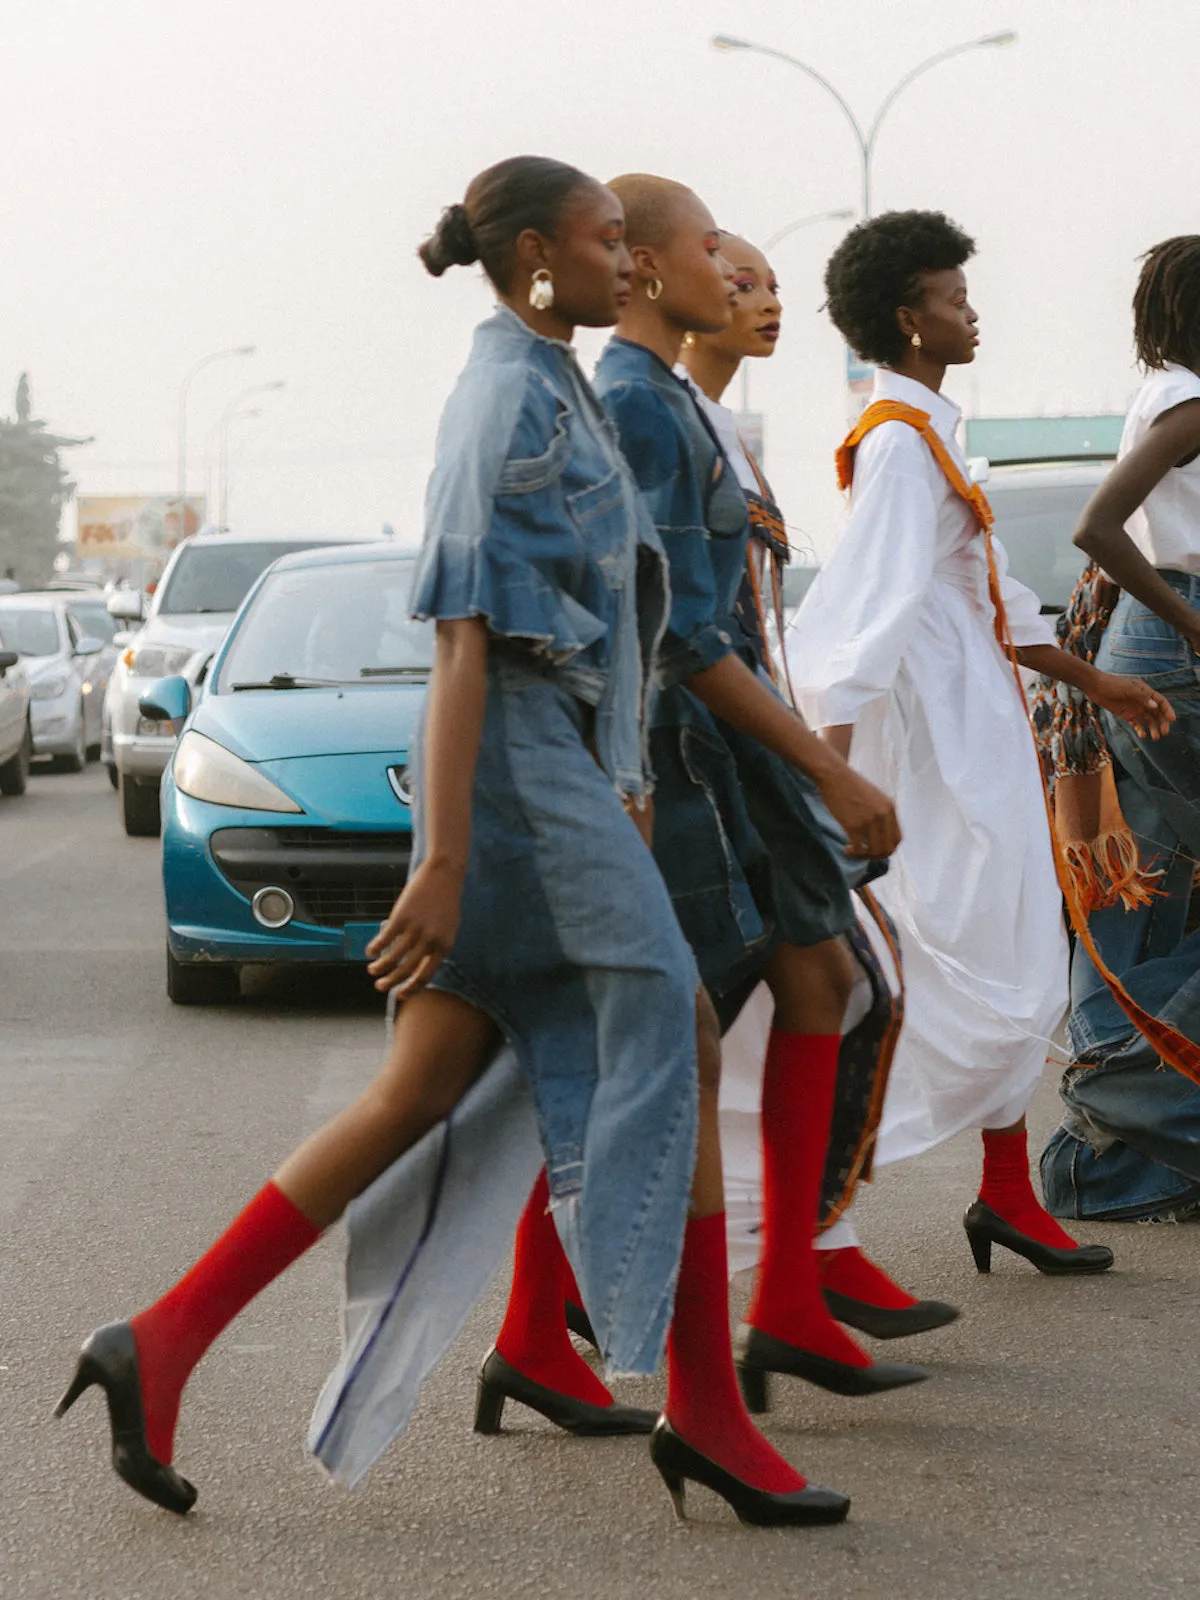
787;210;1171;1275
56;154;847;1530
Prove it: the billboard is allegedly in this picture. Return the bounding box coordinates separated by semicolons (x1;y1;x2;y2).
76;495;205;565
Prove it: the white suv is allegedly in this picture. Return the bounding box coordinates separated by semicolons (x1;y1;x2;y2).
104;528;378;835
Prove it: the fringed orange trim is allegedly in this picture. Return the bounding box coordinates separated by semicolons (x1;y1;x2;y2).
1059;832;1164;915
840;402;1200;1090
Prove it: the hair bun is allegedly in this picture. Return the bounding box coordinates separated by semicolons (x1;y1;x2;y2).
419;202;479;277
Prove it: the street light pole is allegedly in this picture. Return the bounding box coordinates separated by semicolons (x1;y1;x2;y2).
177;346;255;528
712;31;1017;218
216;382;285;528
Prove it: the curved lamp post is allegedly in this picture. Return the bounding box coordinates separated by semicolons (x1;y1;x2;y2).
216;381;285;527
177;346;256;524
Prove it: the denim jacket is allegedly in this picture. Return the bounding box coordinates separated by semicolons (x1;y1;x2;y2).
411;307;668;797
593;337;749;689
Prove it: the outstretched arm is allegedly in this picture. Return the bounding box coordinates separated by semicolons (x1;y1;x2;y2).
1014;643;1174;741
368;617;489;993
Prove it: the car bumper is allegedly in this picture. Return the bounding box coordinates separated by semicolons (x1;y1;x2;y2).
112;728;176;779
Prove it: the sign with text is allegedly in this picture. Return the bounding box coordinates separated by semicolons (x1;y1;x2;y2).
76;495;205;564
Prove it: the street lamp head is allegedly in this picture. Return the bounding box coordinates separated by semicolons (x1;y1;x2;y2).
979;30;1018;47
711;33;753;52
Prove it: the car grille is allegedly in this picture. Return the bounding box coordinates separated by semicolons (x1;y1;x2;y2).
209;826;411;929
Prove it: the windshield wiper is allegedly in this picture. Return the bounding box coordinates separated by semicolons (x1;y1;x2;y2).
230;674;346;691
359;666;430;678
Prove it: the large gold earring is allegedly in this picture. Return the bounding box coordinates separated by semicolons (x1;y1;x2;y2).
529;269;554;311
911;332;922;349
646;278;663;301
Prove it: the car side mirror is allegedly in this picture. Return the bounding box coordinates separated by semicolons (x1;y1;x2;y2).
74;636;104;658
107;590;144;622
138;675;191;724
0;649;17;674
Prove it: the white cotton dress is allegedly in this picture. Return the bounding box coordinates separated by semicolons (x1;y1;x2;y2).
786;369;1068;1167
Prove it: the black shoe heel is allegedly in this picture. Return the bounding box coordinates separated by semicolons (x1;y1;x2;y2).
649;1418;850;1528
963;1201;1114;1276
564;1299;597;1349
737;1363;768;1414
734;1324;930;1408
54;1322;198;1515
473;1373;506;1435
472;1347;657;1437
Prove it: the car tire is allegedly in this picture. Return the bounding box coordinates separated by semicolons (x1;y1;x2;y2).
0;717;32;796
120;771;161;836
86;741;101;762
166;944;240;1005
106;762;119;790
53;707;87;774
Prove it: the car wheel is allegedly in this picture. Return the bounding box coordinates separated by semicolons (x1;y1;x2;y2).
52;706;87;774
166;943;240;1005
86;741;101;762
0;717;32;796
106;762;119;790
119;770;161;836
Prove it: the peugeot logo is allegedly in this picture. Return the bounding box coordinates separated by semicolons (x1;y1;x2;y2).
387;764;414;806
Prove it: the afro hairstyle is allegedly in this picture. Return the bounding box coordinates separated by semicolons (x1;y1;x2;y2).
824;210;976;366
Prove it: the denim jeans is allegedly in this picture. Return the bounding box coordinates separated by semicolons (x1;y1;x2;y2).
1041;576;1200;1219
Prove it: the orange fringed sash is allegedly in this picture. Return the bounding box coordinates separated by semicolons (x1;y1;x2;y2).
838;399;1200;1088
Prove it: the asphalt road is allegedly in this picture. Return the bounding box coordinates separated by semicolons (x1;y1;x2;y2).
2;764;1199;1600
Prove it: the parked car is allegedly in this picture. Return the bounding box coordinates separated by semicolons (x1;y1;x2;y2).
138;541;429;1003
982;460;1104;612
0;622;32;796
0;595;104;771
104;528;378;837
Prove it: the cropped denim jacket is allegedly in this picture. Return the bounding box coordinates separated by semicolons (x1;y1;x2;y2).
593;337;749;690
411;307;667;798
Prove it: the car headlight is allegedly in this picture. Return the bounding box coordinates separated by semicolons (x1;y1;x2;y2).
31;671;71;702
173;730;303;813
132;643;194;677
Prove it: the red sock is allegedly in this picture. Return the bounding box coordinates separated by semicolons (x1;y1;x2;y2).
818;1246;919;1311
979;1128;1079;1249
666;1212;806;1494
130;1181;321;1464
745;1031;871;1368
494;1170;613;1408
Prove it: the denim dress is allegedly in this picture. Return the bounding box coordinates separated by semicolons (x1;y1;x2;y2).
398;309;699;1374
593;339;857;1002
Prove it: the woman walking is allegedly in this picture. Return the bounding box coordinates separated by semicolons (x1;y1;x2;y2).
56;156;845;1530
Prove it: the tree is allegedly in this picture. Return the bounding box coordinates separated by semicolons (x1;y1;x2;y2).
0;375;90;587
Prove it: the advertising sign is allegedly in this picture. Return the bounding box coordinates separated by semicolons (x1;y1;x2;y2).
76;495;205;565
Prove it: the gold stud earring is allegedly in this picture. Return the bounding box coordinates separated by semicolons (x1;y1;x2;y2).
529;269;554;311
911;332;922;349
646;278;664;301
682;332;696;350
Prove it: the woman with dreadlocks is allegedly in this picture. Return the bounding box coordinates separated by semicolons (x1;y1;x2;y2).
1040;236;1200;1222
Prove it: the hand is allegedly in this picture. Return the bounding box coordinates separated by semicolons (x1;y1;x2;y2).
623;793;655;849
1089;673;1176;742
366;858;464;996
816;763;902;860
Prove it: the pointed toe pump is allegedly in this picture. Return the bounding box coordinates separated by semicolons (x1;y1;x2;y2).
54;1322;198;1515
473;1347;656;1437
649;1418;850;1527
823;1289;960;1341
733;1324;930;1413
963;1201;1115;1276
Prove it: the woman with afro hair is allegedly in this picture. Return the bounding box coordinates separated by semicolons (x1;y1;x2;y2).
787;210;1172;1275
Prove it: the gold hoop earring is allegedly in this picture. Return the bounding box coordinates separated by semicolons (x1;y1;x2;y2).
529;269;555;311
646;278;663;301
911;332;922;349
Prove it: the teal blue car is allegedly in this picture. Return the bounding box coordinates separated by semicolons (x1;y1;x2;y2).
140;541;431;1004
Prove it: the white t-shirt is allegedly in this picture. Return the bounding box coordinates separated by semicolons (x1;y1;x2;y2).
1122;362;1200;574
675;368;760;494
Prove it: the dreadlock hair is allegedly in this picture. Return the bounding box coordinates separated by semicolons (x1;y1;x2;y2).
1133;236;1200;372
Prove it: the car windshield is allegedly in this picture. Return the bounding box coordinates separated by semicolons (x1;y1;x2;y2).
66;603;119;644
0;608;60;657
218;559;432;688
156;540;341;615
988;477;1097;611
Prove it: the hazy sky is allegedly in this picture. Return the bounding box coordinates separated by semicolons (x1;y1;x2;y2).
4;0;1197;557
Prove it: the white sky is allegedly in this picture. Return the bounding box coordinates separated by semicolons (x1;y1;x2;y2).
4;0;1197;556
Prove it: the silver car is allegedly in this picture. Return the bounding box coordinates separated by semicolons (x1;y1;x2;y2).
0;624;32;796
104;528;379;835
0;596;104;771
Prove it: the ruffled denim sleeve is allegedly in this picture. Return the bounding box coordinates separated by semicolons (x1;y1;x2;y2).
411;362;607;661
602;379;738;686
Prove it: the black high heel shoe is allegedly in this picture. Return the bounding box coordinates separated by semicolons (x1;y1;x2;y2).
54;1322;198;1515
963;1200;1114;1275
823;1288;960;1341
473;1347;657;1437
649;1417;850;1527
564;1299;597;1349
733;1324;930;1413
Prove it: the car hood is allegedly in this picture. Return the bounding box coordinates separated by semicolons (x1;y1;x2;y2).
190;683;427;761
23;652;69;679
140;612;237;653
